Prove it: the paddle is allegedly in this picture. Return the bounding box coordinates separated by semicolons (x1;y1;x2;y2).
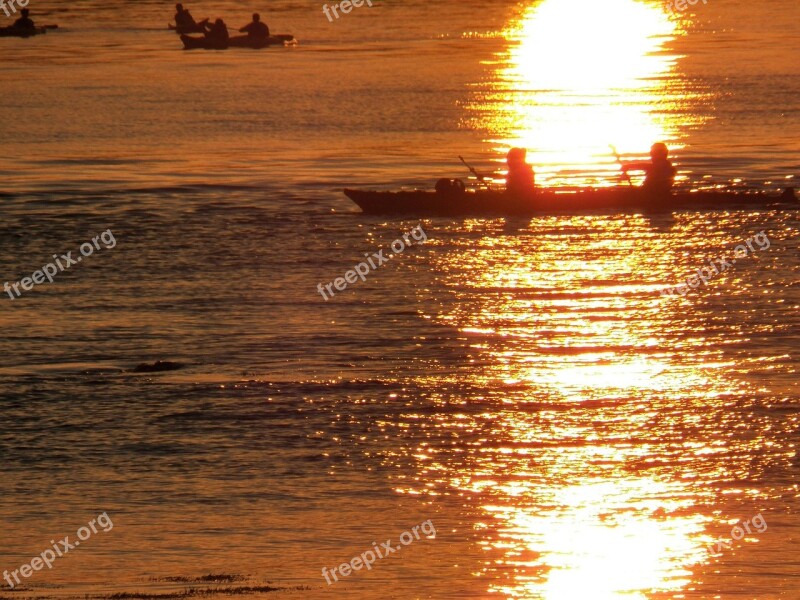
42;25;59;29
458;156;492;190
610;144;633;188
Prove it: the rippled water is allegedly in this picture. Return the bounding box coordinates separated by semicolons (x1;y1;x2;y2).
1;0;799;598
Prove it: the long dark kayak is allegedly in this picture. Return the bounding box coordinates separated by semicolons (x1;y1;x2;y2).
180;33;295;50
344;186;798;216
0;26;47;38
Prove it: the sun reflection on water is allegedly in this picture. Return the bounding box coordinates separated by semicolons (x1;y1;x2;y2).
384;3;774;596
402;210;756;596
469;0;707;186
483;480;706;599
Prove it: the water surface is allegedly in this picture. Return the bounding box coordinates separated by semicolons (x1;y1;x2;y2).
1;0;799;598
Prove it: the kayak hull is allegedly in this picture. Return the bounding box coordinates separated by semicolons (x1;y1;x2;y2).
180;34;295;50
343;187;799;216
0;26;46;37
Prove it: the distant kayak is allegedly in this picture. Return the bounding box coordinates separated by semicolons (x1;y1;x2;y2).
0;26;47;38
168;21;208;34
180;34;295;50
344;186;799;216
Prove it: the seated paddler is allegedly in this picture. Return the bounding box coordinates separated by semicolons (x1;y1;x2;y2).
175;4;207;29
239;13;270;40
204;18;230;44
621;143;676;194
505;147;535;195
12;8;36;31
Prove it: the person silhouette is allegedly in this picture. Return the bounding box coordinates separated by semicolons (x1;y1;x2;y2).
621;143;676;194
12;8;36;31
505;147;535;195
239;13;269;39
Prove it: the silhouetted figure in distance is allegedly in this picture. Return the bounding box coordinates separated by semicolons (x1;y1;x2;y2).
204;18;229;46
175;4;201;28
622;143;676;194
505;147;535;195
13;8;35;31
239;13;269;39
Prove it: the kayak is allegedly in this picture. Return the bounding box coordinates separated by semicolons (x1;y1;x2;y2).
344;186;799;216
0;26;47;37
180;33;295;50
168;21;209;34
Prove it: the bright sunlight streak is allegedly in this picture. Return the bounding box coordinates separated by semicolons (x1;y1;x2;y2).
480;0;681;185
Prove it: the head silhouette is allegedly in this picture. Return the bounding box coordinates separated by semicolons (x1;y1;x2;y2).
253;13;260;22
650;143;669;161
176;3;183;11
21;8;30;16
507;147;527;165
